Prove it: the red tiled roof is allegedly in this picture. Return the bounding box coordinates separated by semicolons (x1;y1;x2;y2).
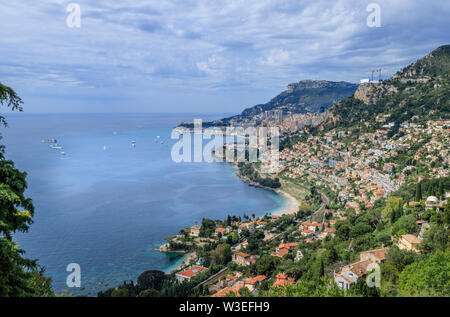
359;248;388;261
234;252;251;259
402;234;422;244
211;286;243;297
279;242;298;249
245;275;267;285
273;273;295;287
176;266;207;278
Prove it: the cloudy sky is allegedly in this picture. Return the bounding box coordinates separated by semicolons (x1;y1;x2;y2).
0;0;449;113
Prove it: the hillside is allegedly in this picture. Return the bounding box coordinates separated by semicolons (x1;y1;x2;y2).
200;80;358;127
243;80;358;115
327;45;450;131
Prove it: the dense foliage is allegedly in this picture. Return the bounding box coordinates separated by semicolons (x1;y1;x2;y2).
0;83;53;297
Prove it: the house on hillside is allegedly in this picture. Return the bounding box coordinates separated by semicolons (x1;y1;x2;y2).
272;273;295;287
175;266;207;283
215;227;230;237
272;242;298;258
190;225;201;237
425;196;439;210
232;252;258;266
397;234;422;252
211;286;243;297
244;275;267;293
334;248;388;290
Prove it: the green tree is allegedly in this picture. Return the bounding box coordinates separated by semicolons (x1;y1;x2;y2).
415;182;422;201
111;287;129;297
420;224;448;253
210;243;231;266
398;251;450;296
255;255;278;275
385;246;420;271
350;223;373;238
335;222;351;241
383;197;403;223
137;289;159;297
392;215;419;236
137;270;166;291
0;83;53;297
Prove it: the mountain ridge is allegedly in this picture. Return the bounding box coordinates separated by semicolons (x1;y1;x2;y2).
203;80;358;127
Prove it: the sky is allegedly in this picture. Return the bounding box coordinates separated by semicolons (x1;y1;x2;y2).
0;0;449;113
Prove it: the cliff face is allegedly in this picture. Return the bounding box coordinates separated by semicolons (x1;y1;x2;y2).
354;82;398;105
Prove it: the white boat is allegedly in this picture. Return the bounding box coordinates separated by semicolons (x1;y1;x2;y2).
131;141;136;147
61;152;66;156
42;138;57;143
50;145;63;150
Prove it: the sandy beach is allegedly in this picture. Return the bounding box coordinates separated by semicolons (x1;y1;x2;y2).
169;252;197;274
272;189;301;216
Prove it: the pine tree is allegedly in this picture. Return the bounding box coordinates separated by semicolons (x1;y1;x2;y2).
438;179;444;200
415;182;422;201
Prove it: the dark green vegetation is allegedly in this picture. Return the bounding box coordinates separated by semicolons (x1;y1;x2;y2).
238;163;281;188
97;267;223;297
0;83;54;297
329;45;450;130
263;176;450;297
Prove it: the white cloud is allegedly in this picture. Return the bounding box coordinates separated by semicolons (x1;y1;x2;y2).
0;0;448;112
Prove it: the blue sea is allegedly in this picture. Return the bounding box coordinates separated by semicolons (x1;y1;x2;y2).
1;113;286;296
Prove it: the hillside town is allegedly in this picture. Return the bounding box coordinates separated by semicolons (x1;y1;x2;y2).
97;45;450;298
149;106;450;297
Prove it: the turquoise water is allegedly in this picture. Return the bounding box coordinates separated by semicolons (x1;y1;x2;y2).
2;113;286;296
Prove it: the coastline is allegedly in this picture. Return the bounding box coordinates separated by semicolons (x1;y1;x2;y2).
235;171;300;217
272;189;300;216
157;160;300;275
165;251;197;274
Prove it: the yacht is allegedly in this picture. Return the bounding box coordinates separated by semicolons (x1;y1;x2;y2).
42;138;57;143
